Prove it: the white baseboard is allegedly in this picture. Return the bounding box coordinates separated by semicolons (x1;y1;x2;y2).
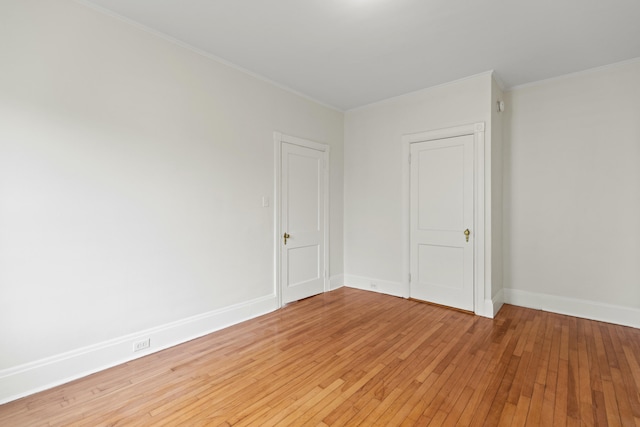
344;274;407;298
344;274;501;318
503;288;640;329
483;289;504;319
329;274;345;290
0;294;278;405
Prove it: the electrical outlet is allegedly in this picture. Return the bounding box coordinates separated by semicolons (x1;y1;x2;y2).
133;338;150;352
370;283;378;290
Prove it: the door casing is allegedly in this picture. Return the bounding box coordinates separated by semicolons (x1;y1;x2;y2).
274;132;330;308
402;123;486;316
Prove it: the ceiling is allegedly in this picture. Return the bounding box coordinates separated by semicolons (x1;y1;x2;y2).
80;0;640;111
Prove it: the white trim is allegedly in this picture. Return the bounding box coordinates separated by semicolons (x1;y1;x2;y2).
403;122;484;144
0;294;278;405
273;132;330;307
344;275;405;298
484;289;504;319
508;56;640;92
73;1;342;113
278;133;331;153
504;288;640;329
474;125;486;316
402;123;488;317
329;274;345;290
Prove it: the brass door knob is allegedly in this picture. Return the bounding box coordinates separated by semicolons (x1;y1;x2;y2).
464;229;470;242
283;233;290;245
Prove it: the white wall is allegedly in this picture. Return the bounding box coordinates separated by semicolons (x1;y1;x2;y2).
503;59;640;325
0;0;343;399
344;73;494;303
490;76;505;303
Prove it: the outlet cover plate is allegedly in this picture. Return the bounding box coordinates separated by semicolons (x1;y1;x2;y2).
133;338;150;352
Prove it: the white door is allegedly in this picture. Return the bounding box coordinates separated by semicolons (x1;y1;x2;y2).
281;142;326;304
410;134;474;311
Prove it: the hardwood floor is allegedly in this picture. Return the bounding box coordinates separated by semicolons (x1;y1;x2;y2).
1;287;639;426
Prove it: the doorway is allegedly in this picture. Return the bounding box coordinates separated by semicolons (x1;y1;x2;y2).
274;132;329;306
403;123;486;314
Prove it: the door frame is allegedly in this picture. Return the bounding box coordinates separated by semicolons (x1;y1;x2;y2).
401;123;486;316
273;132;330;308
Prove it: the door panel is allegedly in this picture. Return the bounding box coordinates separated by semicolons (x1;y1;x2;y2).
287;244;319;286
410;134;474;311
281;142;326;304
418;244;464;290
288;153;320;232
417;145;465;231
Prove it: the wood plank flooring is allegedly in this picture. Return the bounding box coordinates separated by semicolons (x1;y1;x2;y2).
1;287;639;426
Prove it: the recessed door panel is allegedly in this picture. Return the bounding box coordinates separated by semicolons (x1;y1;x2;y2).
418;146;464;231
418;244;464;290
287;244;320;287
288;153;320;233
